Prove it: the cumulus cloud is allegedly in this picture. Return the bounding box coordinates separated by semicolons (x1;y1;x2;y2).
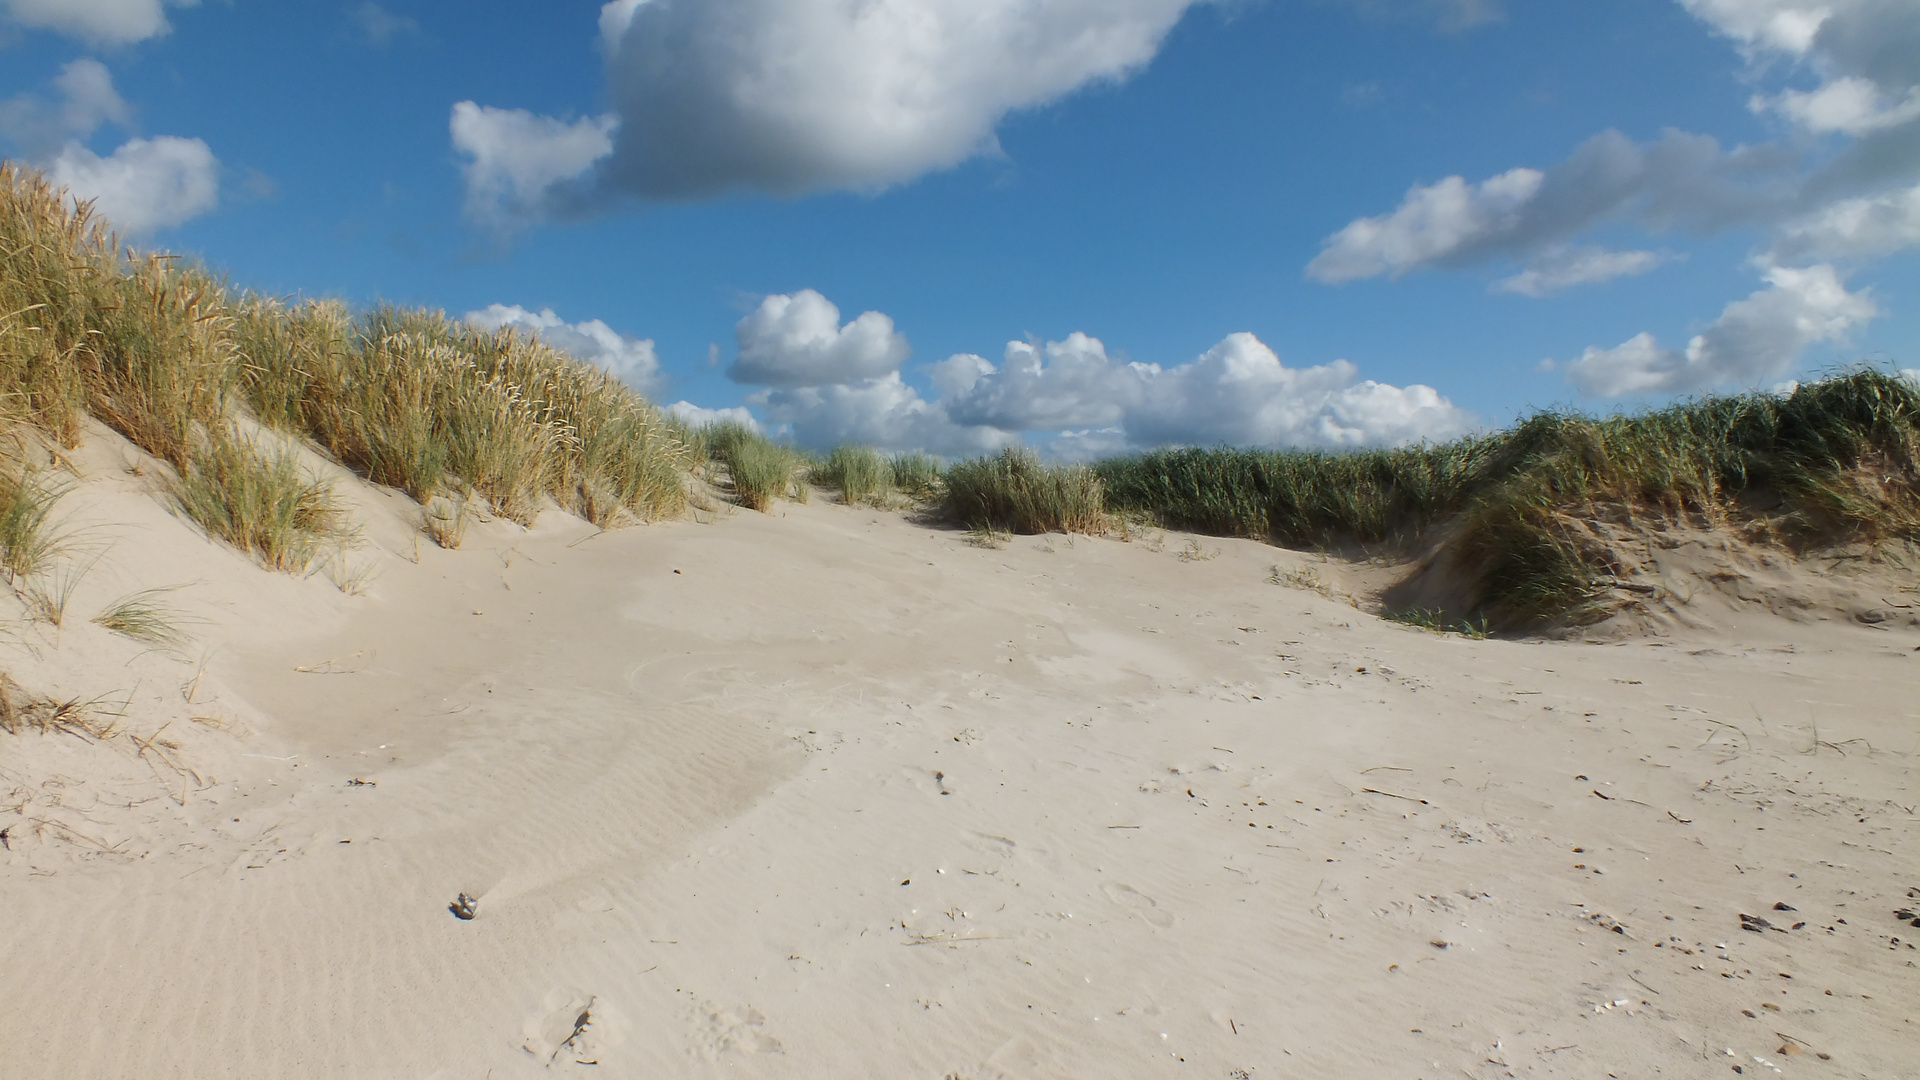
758;374;1017;457
449;102;615;227
1686;0;1920;198
1307;169;1543;282
945;333;1148;430
0;59;130;158
457;0;1209;214
729;290;911;388
1774;181;1920;257
666;401;759;430
1492;246;1674;296
48;135;218;233
0;0;186;46
1308;129;1790;285
1313;0;1920;300
942;330;1474;451
1758;77;1920;136
1558;262;1878;397
464;304;665;393
694;290;1472;455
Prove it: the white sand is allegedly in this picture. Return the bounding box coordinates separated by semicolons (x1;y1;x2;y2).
3;433;1917;1078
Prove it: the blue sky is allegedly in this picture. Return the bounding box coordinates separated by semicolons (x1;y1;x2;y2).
3;0;1916;456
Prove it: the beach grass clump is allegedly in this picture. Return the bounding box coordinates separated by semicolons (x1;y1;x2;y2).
943;448;1104;534
888;452;944;501
1383;607;1490;639
1094;441;1491;546
1097;369;1920;626
0;465;72;582
233;294;354;434
168;432;345;572
0;162;107;446
92;587;189;646
705;425;810;511
816;444;894;506
4;162;694;562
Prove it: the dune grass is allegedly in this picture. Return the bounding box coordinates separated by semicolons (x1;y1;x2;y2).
169;433;345;571
1097;370;1920;626
699;422;812;511
92;586;189;647
0;673;121;738
2;161;694;564
0;465;72;582
889;452;944;501
815;444;893;506
943;448;1105;535
809;445;946;506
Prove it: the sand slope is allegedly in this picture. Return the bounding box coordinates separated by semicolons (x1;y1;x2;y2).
3;454;1917;1078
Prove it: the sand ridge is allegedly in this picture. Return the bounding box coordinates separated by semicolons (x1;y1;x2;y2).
2;463;1917;1077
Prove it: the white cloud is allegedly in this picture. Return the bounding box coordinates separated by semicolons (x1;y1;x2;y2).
1492;246;1673;296
464;304;665;394
1311;0;1920;314
581;0;1209;199
1;0;186;46
0;59;130;157
711;289;1470;455
945;333;1148;430
666;401;759;430
353;2;420;48
1122;332;1474;449
730;290;911;388
1679;0;1833;55
449;102;615;227
945;330;1473;450
1308;129;1790;285
1774;181;1920;257
759;374;1017;457
1559;262;1878;397
48;135;218;233
1757;77;1920;136
1687;1;1920;191
1043;427;1136;462
1307;168;1544;282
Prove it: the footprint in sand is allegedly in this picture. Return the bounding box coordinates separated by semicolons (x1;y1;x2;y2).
963;833;1017;859
1102;883;1174;928
685;994;783;1059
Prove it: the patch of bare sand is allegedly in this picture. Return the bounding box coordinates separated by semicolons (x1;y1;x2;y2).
2;460;1916;1078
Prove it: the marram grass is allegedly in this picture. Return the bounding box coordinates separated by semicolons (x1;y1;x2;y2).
1095;370;1920;626
817;444;894;506
943;448;1105;535
703;425;811;512
1;161;694;563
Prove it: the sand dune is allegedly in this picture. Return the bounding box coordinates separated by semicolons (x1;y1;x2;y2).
3;438;1917;1078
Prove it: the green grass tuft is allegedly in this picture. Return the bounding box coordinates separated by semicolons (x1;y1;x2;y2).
817;444;894;506
0;465;71;582
888;452;944;501
943;448;1104;535
92;586;189;646
698;423;811;511
169;433;345;572
1098;369;1920;627
3;161;695;566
